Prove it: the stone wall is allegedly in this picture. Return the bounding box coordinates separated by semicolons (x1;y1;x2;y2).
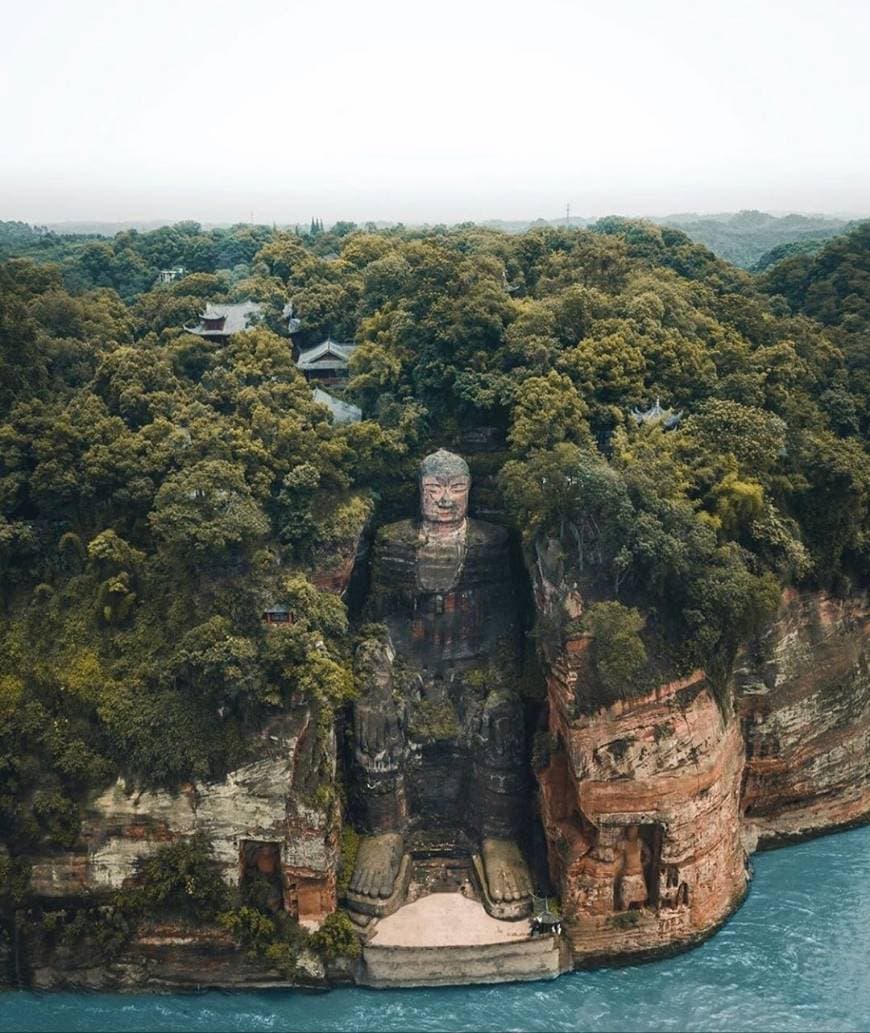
736;588;870;848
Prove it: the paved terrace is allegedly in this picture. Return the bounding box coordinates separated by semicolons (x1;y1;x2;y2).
369;892;532;947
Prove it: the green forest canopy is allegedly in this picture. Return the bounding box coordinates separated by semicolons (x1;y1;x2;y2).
0;215;867;856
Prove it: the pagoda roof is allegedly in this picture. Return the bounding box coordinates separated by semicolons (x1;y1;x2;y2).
630;397;683;429
184;300;263;337
296;338;357;371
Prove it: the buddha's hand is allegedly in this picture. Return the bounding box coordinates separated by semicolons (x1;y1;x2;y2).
354;697;405;772
472;691;524;765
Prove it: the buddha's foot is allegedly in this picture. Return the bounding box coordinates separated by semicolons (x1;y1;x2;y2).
481;837;532;904
348;832;404;900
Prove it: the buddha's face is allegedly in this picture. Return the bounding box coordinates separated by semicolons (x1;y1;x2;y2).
421;472;470;529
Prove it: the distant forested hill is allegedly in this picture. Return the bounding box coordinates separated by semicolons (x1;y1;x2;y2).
6;210;860;271
759;220;870;432
660;210;853;269
479;211;859;270
0;220;101;266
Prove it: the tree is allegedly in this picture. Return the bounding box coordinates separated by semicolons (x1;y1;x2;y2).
149;460;269;561
581;602;648;702
508;372;592;456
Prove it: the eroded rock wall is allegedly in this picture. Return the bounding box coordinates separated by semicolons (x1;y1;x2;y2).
736;588;870;848
538;640;747;964
28;706;338;926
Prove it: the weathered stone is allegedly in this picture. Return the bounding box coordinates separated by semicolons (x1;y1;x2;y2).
29;921;299;991
348;450;533;919
530;541;748;965
20;509;870;988
736;588;870;845
539;653;747;964
27;708;338;926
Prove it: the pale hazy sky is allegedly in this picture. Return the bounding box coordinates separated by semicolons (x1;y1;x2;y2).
2;0;869;224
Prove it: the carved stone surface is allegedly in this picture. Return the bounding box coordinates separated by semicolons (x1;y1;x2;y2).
531;541;748;964
539;657;748;963
349;449;532;915
22;508;870;989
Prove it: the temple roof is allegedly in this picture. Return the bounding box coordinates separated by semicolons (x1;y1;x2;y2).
296;338;357;371
630;397;683;429
312;387;362;424
184;300;263;337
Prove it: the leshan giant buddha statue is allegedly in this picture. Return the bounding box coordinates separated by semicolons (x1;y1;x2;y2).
347;449;533;919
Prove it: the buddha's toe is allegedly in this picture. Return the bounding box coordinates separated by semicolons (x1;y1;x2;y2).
377;866;395;898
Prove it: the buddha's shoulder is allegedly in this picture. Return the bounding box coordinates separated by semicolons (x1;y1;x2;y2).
375;519;418;549
374;518;508;550
466;518;509;548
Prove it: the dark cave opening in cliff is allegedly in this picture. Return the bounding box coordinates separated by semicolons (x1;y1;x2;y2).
240;841;283;913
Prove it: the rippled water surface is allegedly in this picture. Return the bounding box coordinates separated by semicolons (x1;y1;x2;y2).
3;825;869;1032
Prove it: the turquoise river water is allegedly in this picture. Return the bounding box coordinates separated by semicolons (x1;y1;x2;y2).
2;824;869;1032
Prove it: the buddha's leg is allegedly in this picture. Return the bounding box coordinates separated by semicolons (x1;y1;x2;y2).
472;690;533;905
348;766;409;903
348;643;409;905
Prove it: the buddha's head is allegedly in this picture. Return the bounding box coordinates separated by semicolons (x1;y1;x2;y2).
419;449;470;533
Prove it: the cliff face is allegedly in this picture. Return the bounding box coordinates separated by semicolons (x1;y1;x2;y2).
736;589;870;848
530;539;748;964
27;921;329;992
13;522;375;992
28;707;338;924
538;641;747;963
531;542;868;966
25;705;338;990
16;523;869;987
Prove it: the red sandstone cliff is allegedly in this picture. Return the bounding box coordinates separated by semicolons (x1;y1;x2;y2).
537;636;747;964
736;589;870;848
531;539;868;967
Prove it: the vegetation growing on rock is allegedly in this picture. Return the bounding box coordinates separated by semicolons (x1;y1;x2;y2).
0;215;867;951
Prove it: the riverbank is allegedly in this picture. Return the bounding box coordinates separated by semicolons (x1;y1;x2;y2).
3;824;868;1033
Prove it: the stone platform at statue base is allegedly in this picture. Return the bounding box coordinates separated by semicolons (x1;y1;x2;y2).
358;893;568;987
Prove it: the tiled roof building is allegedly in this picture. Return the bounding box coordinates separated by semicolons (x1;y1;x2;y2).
312;387;361;424
630;398;683;430
184;301;263;340
296;338;357;383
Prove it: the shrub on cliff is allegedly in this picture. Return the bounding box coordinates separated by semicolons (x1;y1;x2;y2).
124;834;229;921
310;910;362;961
580;602;648;700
